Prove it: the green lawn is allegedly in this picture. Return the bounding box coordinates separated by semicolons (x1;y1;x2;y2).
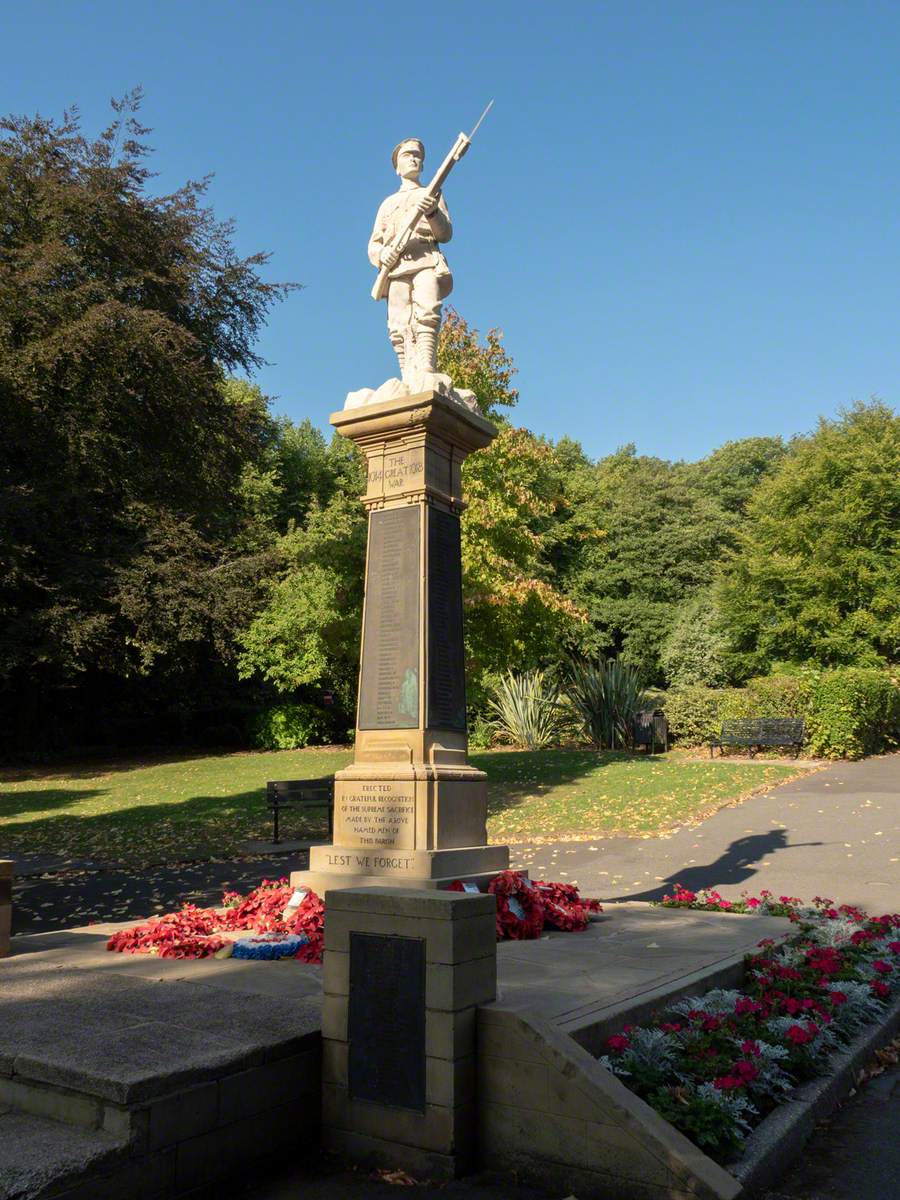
0;748;809;866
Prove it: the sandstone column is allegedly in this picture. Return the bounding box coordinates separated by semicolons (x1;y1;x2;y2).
291;390;508;893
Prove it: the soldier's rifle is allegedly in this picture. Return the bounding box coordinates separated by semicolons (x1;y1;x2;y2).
371;100;494;302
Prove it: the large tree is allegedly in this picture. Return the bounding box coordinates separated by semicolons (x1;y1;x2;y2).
554;446;734;680
0;94;293;748
716;401;900;676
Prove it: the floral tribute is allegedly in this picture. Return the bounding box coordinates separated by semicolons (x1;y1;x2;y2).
597;888;900;1164
448;872;602;940
107;873;601;964
107;879;325;962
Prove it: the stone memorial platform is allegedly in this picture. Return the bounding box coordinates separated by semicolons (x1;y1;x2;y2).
0;904;792;1198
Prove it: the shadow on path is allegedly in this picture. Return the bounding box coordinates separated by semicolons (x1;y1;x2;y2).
607;830;825;902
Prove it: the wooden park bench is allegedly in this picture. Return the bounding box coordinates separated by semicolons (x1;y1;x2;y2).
266;777;334;844
709;718;805;759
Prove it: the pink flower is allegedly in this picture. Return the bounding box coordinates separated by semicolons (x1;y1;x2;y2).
746;897;760;908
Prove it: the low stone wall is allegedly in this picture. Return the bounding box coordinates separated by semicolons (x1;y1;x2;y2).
1;1041;320;1199
477;1005;740;1200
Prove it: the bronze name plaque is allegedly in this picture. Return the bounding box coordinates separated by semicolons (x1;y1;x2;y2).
348;932;425;1110
358;507;420;729
427;509;466;731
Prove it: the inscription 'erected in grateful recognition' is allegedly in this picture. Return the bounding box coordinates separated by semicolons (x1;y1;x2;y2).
358;507;420;729
338;781;415;849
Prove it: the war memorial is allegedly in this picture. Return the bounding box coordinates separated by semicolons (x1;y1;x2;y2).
1;113;899;1200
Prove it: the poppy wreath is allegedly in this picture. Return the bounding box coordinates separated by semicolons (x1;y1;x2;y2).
107;880;326;963
535;879;603;932
488;870;544;940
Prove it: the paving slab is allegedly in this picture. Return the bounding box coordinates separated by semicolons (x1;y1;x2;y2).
0;939;323;1103
494;904;790;1036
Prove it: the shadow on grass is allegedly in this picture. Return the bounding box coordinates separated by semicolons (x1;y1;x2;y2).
0;789;330;863
606;829;825;903
0;788;110;820
0;745;354;785
471;749;658;822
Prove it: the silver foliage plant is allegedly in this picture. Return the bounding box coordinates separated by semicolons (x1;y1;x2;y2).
618;1027;680;1076
826;981;885;1035
695;1083;757;1135
671;988;745;1017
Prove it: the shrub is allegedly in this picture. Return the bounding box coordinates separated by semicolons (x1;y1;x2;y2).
660;595;731;688
721;674;811;721
663;685;742;747
664;670;900;758
487;670;562;750
251;702;332;750
568;657;648;749
805;668;900;759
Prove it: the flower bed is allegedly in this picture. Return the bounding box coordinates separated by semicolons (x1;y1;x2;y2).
107;873;601;962
597;887;900;1164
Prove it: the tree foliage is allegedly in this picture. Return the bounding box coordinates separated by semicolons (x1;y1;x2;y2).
0;94;293;748
437;307;518;419
716;401;900;676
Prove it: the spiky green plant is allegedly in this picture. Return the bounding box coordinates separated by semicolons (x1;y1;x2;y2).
487;669;562;750
568;657;648;749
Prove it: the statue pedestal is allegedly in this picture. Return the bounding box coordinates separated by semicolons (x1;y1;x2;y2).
291;391;509;895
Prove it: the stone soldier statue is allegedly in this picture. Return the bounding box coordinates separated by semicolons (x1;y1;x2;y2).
368;138;454;383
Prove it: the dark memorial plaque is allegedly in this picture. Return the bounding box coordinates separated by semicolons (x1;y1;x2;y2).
358;507;420;729
427;509;466;731
348;932;425;1110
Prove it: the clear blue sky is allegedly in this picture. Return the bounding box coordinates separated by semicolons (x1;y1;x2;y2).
5;1;899;462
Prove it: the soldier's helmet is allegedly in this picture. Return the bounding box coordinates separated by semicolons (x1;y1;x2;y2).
392;139;425;169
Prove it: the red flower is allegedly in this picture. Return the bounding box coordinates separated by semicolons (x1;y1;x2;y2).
786;1024;815;1045
871;980;890;999
872;960;893;974
607;1034;631;1052
741;1040;761;1057
888;942;900;954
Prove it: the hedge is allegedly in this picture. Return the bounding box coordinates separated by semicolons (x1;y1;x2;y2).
251;702;333;750
664;669;900;759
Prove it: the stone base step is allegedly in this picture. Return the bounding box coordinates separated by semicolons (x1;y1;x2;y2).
290;868;504;895
0;1110;125;1200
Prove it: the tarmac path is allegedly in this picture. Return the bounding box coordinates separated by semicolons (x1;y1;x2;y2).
510;754;900;913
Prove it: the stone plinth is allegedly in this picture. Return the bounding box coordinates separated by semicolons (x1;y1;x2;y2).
292;391;508;894
321;887;497;1178
0;860;12;957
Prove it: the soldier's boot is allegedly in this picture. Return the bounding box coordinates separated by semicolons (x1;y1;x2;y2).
389;330;406;378
415;327;439;374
